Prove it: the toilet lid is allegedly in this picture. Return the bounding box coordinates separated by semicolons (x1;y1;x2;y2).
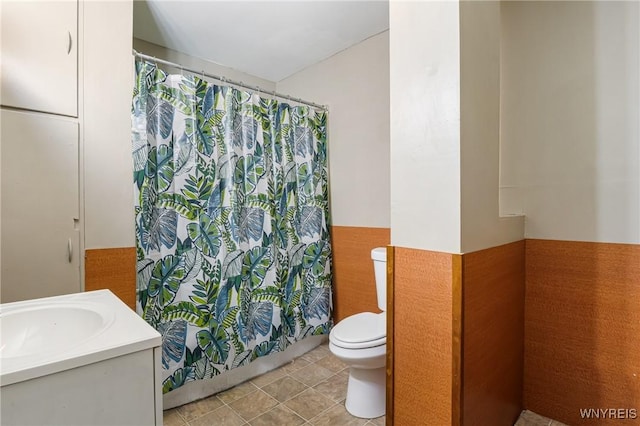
330;312;386;349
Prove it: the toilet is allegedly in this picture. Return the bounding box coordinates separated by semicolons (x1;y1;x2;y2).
329;247;387;419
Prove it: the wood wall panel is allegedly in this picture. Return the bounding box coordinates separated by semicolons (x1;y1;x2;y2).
393;247;453;425
452;254;463;426
524;240;640;425
330;226;390;322
386;245;395;424
85;247;136;310
463;241;525;426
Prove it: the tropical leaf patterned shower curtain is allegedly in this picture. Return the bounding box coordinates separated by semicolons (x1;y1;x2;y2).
132;60;332;393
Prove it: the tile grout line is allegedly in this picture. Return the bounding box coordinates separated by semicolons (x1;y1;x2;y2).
241;361;336;424
171;343;358;426
305;400;345;424
226;370;310;424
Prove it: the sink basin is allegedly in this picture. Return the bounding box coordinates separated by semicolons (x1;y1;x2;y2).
0;290;163;426
0;290;160;387
0;303;113;358
0;290;162;388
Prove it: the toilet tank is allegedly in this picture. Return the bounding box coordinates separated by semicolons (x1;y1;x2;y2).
371;247;387;311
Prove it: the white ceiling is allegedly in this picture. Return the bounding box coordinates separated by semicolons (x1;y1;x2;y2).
133;0;389;82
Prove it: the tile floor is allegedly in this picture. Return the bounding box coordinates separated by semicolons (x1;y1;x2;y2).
163;342;385;426
163;342;565;426
515;410;568;426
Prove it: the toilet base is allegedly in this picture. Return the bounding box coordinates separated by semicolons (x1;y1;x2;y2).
345;366;386;419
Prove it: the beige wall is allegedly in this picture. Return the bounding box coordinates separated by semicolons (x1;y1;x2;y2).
83;1;134;249
390;1;522;254
390;1;461;253
460;1;523;253
277;31;390;228
500;1;640;244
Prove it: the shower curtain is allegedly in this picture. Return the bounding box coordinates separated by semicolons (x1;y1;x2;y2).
132;60;332;394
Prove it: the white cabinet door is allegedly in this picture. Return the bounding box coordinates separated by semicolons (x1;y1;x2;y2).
1;109;80;302
0;1;78;117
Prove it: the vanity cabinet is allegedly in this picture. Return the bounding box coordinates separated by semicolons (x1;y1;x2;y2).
0;0;78;117
0;290;163;425
0;109;81;302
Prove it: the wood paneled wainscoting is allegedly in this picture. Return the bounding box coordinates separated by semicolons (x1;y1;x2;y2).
330;226;390;323
462;241;525;425
85;247;136;309
524;240;640;426
391;247;455;425
387;241;526;426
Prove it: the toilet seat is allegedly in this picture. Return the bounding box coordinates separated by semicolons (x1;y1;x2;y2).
330;312;386;349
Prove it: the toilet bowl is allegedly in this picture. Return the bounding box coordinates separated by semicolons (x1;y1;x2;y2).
329;247;387;419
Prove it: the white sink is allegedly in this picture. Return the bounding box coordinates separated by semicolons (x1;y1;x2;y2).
0;290;161;386
0;302;114;359
0;290;163;425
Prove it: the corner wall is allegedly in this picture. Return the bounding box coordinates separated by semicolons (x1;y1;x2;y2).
460;0;523;253
389;2;525;424
392;247;454;425
500;1;639;244
462;241;525;425
82;0;135;306
84;1;134;250
387;241;525;426
389;1;461;254
500;2;640;423
388;2;463;419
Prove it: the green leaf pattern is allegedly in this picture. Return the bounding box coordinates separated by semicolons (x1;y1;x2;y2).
133;61;332;394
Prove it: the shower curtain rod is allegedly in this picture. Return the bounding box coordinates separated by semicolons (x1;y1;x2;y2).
133;50;328;111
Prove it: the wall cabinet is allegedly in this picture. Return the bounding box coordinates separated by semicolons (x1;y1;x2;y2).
0;0;78;116
0;0;81;302
1;0;134;303
1;110;81;302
